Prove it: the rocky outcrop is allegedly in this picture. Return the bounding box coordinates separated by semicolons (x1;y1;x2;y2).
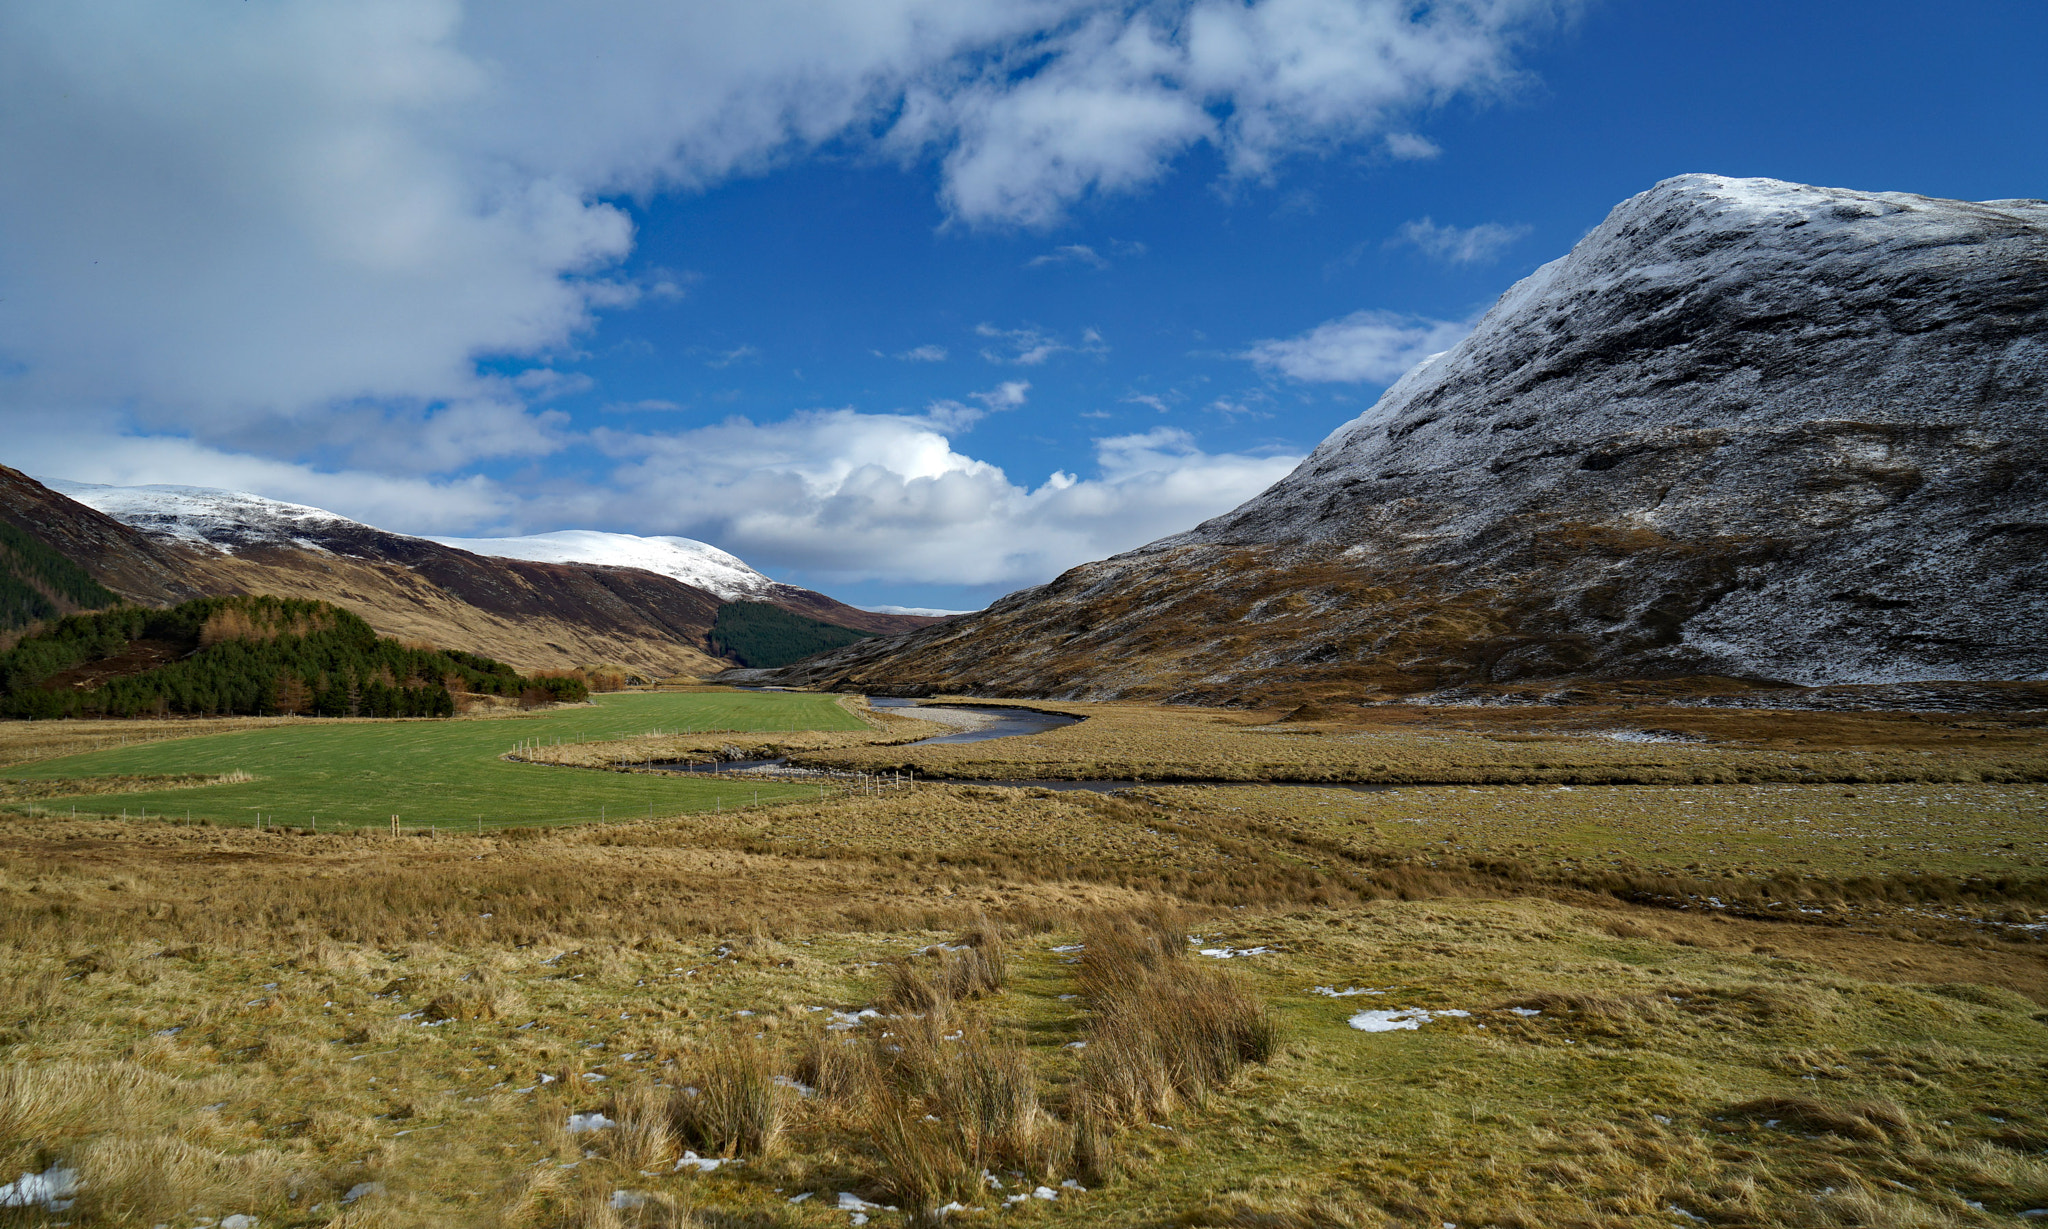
762;175;2048;702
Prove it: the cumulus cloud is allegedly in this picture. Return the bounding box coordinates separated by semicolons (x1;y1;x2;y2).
903;0;1549;226
576;412;1297;585
0;0;1548;425
1242;310;1470;382
0;0;1552;585
1390;216;1532;263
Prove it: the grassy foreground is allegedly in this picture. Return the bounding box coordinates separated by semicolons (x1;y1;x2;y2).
0;690;871;829
1;767;2043;1227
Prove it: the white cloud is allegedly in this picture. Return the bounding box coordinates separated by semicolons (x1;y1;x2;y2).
17;415;514;534
0;0;1548;436
604;398;687;413
976;324;1109;366
1026;243;1111;269
891;345;950;362
576;412;1298;585
705;345;761;369
1242;309;1470;382
905;0;1547;227
0;0;1551;586
1390;216;1532;263
921;380;1032;432
1383;132;1443;160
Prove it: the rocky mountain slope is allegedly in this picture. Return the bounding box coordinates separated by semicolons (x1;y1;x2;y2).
4;471;934;676
757;175;2048;703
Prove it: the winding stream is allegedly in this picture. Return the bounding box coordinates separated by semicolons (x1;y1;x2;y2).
655;696;1395;794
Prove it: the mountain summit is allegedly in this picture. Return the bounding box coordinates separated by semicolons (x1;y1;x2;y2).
758;175;2048;701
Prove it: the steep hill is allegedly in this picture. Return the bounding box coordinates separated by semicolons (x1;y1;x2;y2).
4;471;933;678
757;175;2048;703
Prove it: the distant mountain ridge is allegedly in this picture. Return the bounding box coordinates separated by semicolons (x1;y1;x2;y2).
2;468;939;676
754;175;2048;704
428;530;778;602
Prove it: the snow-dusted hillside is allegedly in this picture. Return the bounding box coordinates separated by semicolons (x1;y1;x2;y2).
760;174;2048;700
430;531;778;603
46;480;366;554
41;477;935;640
47;481;782;602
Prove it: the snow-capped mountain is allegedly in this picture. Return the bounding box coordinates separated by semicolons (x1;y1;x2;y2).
48;481;780;603
38;476;942;666
45;480;366;555
758;175;2048;702
429;530;777;603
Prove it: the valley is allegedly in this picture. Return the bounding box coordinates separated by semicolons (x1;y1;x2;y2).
1;173;2043;1229
2;685;2044;1227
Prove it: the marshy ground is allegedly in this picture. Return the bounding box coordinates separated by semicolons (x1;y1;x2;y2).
1;691;2043;1227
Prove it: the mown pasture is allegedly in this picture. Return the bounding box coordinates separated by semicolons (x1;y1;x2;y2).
0;689;868;830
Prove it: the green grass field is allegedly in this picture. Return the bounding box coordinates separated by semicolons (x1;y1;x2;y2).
0;689;866;829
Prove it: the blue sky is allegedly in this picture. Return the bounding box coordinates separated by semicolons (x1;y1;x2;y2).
3;0;2043;611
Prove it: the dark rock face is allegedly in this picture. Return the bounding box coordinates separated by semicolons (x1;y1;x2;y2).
764;176;2048;701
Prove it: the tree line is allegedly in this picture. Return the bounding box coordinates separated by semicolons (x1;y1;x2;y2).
0;595;587;719
707;601;873;668
0;519;120;633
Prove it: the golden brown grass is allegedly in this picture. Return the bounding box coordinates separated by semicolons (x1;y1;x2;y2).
792;697;2048;786
0;770;252;802
1;767;2044;1226
0;715;300;769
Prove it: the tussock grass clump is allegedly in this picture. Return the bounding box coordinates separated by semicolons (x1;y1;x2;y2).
800;1016;1070;1217
878;915;1009;1014
1724;1094;1917;1144
1075;910;1277;1136
664;1033;790;1158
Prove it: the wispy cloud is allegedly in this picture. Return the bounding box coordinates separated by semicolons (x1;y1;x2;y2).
1383;132;1442;160
1025;244;1109;270
888;344;949;362
602;398;687;413
977;324;1108;366
705;345;760;368
922;380;1031;432
1242;310;1470;383
1390;217;1532;264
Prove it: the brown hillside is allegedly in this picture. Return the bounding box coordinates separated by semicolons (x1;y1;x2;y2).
0;466;930;678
